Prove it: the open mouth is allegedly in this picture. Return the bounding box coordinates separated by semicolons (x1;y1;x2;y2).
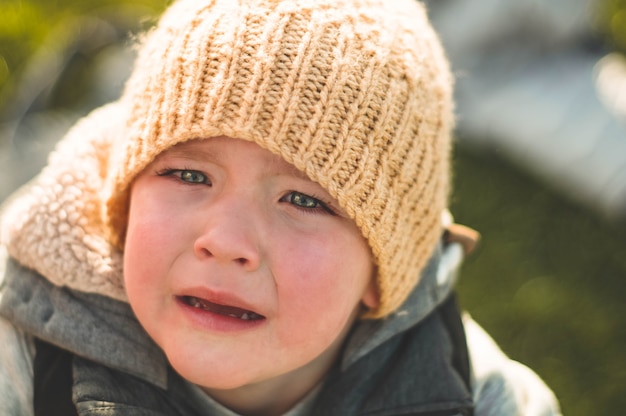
180;296;265;321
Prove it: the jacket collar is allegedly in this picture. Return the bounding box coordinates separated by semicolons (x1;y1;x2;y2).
342;239;464;370
0;252;169;389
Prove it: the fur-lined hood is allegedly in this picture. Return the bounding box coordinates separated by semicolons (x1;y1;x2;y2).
1;104;128;302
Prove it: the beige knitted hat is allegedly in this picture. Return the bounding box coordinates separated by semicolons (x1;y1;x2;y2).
102;0;454;318
1;0;452;319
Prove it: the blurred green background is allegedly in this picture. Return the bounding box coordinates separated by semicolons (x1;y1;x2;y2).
1;0;626;414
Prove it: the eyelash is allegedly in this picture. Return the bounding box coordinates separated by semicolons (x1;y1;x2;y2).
156;168;211;185
281;191;336;215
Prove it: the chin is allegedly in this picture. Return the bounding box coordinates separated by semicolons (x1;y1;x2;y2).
167;350;264;390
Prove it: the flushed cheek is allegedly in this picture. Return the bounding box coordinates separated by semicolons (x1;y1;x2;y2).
124;195;185;321
273;246;368;346
125;219;167;285
124;233;168;325
125;193;195;278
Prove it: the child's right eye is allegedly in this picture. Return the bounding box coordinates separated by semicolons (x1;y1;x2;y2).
157;169;211;185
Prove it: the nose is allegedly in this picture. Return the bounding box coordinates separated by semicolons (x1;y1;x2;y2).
193;198;262;271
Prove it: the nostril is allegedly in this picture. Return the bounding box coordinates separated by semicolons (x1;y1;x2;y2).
197;247;213;258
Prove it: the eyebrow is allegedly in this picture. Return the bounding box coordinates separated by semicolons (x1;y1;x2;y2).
164;143;218;163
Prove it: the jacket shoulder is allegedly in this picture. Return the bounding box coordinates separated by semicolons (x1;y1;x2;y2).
313;294;474;415
0;316;35;416
465;316;562;416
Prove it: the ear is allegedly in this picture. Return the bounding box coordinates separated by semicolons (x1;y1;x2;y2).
361;276;379;309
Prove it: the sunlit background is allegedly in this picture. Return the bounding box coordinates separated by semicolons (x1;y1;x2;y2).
1;1;625;414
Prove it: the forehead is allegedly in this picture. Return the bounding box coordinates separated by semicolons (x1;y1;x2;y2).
159;137;310;181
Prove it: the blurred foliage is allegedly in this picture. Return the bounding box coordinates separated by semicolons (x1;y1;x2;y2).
596;0;626;52
451;147;626;416
0;0;170;112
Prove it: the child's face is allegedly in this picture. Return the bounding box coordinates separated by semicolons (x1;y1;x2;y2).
124;137;377;398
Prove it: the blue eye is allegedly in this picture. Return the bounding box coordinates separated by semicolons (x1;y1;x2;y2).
179;170;208;184
157;169;210;185
290;192;320;208
283;191;335;215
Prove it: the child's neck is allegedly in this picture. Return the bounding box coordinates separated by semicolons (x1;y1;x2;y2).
204;367;325;416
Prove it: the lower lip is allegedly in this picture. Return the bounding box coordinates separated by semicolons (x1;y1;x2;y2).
175;297;266;333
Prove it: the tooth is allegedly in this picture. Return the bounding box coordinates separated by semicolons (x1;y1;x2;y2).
241;313;249;320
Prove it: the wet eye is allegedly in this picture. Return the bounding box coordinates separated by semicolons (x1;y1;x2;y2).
157;169;210;185
282;191;335;215
290;192;319;208
179;170;208;184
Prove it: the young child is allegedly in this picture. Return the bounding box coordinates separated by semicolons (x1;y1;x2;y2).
0;0;561;414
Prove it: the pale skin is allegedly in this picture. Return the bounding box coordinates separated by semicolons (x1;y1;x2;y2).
123;136;379;415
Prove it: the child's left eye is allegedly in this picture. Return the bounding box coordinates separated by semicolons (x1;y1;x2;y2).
281;191;335;215
179;170;208;184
